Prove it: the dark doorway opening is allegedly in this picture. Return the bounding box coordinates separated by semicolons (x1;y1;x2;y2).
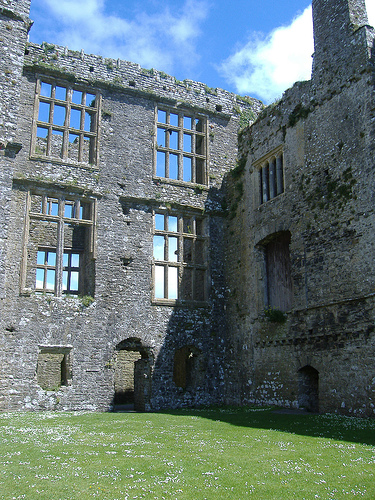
114;350;142;405
114;338;153;412
173;345;203;390
298;365;319;413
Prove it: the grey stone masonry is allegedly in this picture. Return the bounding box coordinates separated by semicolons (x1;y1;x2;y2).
227;0;375;416
312;0;375;88
0;0;31;19
0;0;31;302
2;0;375;416
0;0;263;412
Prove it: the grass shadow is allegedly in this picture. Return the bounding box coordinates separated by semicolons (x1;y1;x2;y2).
158;406;375;446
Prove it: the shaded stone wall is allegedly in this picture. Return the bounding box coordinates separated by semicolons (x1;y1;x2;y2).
227;0;375;415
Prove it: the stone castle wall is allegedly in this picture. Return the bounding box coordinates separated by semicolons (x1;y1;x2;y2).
1;0;375;415
226;0;375;416
0;0;263;411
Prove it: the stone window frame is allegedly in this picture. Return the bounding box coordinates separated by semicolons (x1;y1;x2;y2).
30;76;100;166
154;105;208;185
37;345;73;391
254;146;284;205
152;210;208;305
20;189;97;296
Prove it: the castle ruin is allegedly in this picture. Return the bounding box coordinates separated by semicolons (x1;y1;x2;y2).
0;0;374;416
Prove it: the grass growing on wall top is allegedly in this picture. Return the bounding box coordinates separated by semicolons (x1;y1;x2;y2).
0;407;374;499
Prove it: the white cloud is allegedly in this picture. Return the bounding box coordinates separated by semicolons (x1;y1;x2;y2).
367;0;375;26
168;0;208;44
220;0;375;104
32;0;208;74
43;0;102;21
219;6;313;104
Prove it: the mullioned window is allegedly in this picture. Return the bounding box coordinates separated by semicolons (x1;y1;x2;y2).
20;190;96;297
31;78;99;165
254;146;284;205
155;107;207;185
152;211;208;304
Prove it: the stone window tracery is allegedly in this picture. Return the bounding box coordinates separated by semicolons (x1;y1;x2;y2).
32;78;99;165
256;147;284;204
155;107;207;184
20;190;96;297
152;211;207;304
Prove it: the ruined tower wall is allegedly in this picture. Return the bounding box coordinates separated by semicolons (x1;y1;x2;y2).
0;0;31;408
227;0;375;415
312;0;373;87
0;0;31;299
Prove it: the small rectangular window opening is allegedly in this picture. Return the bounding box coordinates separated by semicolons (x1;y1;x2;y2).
37;348;71;391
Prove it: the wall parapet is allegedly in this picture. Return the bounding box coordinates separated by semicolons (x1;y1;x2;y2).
24;43;263;121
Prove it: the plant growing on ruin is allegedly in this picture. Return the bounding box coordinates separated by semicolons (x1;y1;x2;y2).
105;59;114;70
80;295;95;307
264;306;287;323
288;103;311;127
299;166;357;217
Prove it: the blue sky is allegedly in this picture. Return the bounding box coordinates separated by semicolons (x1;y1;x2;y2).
29;0;375;104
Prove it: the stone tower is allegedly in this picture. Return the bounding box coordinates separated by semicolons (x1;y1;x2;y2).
312;0;373;86
228;0;375;415
0;0;31;301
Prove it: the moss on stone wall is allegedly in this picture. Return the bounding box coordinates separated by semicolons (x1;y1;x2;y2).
298;166;357;217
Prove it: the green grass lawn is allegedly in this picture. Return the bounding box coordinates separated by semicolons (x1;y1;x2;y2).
0;407;374;499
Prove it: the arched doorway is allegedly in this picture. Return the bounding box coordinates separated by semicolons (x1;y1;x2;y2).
114;338;153;412
298;365;319;413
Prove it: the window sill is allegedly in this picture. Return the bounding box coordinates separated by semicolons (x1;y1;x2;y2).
257;192;285;209
153;176;208;191
30;154;98;171
152;298;209;308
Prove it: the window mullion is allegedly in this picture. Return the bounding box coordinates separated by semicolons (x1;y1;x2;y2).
62;92;71;160
46;125;52;157
41;195;47;215
164;234;169;262
55;200;64;296
178;116;183;181
74;200;80;219
164;264;168;299
192;235;196;268
66;253;71;292
191;134;196;183
43;253;48;291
